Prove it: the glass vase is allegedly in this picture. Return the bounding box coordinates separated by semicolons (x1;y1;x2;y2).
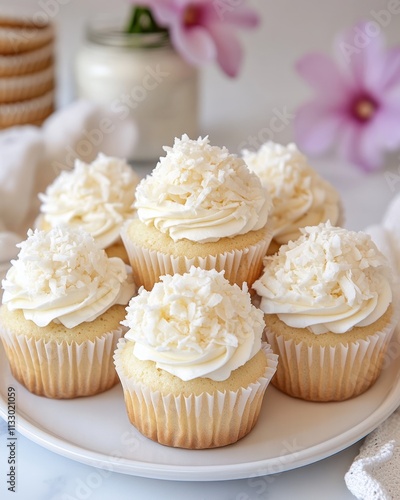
75;16;199;162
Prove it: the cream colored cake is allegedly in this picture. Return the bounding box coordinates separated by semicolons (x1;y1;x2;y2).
124;218;271;290
119;343;269;397
0;226;136;398
253;222;397;402
122;134;273;289
114;267;278;449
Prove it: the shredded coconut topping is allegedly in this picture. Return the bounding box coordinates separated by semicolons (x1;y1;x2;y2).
2;226;135;328
242;142;340;244
253;222;392;334
123;267;264;381
134;135;272;243
39;153;139;248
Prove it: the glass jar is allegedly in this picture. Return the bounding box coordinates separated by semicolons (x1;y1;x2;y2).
75;16;199;162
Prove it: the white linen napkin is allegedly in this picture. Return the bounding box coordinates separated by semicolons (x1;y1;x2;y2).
0;99;137;285
345;196;400;500
345;409;400;499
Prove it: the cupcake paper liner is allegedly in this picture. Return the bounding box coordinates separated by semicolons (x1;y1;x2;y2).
121;225;273;291
264;309;399;402
114;341;278;449
0;325;124;399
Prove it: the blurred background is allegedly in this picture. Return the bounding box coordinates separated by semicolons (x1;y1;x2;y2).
3;0;399;148
1;0;400;230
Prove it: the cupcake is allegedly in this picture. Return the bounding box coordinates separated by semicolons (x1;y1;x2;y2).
0;226;136;398
37;153;140;262
114;266;278;449
242;142;342;254
253;222;397;402
122;135;273;290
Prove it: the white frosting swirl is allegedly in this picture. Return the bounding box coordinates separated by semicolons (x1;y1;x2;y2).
242;142;340;244
38;153;139;249
2;227;136;328
122;267;264;381
253;222;392;334
134;135;272;243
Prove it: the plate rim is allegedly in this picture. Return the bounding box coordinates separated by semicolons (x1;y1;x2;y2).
1;344;400;481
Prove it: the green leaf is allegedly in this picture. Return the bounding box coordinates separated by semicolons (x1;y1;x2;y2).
125;6;169;34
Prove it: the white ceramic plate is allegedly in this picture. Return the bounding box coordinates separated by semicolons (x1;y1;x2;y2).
1;338;400;482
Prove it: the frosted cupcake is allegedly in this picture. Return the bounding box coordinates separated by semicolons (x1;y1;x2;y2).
242;142;341;254
37;153;140;262
253;222;397;402
122;135;273;290
114;267;278;449
0;226;136;398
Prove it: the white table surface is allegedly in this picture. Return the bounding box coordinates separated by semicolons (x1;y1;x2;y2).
0;427;361;500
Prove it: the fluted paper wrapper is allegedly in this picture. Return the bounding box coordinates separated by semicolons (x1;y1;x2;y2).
114;341;278;449
0;326;124;399
121;226;273;291
264;311;399;402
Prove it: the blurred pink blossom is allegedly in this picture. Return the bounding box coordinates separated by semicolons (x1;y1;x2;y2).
135;0;260;77
294;22;400;172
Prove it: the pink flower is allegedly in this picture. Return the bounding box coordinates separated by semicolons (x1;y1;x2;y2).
294;22;400;172
135;0;259;77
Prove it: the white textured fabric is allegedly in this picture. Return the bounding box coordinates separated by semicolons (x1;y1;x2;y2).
0;100;137;290
345;409;400;500
345;193;400;499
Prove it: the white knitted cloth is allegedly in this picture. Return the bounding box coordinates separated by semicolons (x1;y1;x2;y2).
345;408;400;499
345;196;400;499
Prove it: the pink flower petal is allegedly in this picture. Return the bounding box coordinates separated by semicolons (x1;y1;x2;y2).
170;23;216;66
205;24;242;77
294;101;345;155
338;121;383;172
334;21;386;92
130;0;254;77
296;53;353;105
368;107;400;149
382;47;400;91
